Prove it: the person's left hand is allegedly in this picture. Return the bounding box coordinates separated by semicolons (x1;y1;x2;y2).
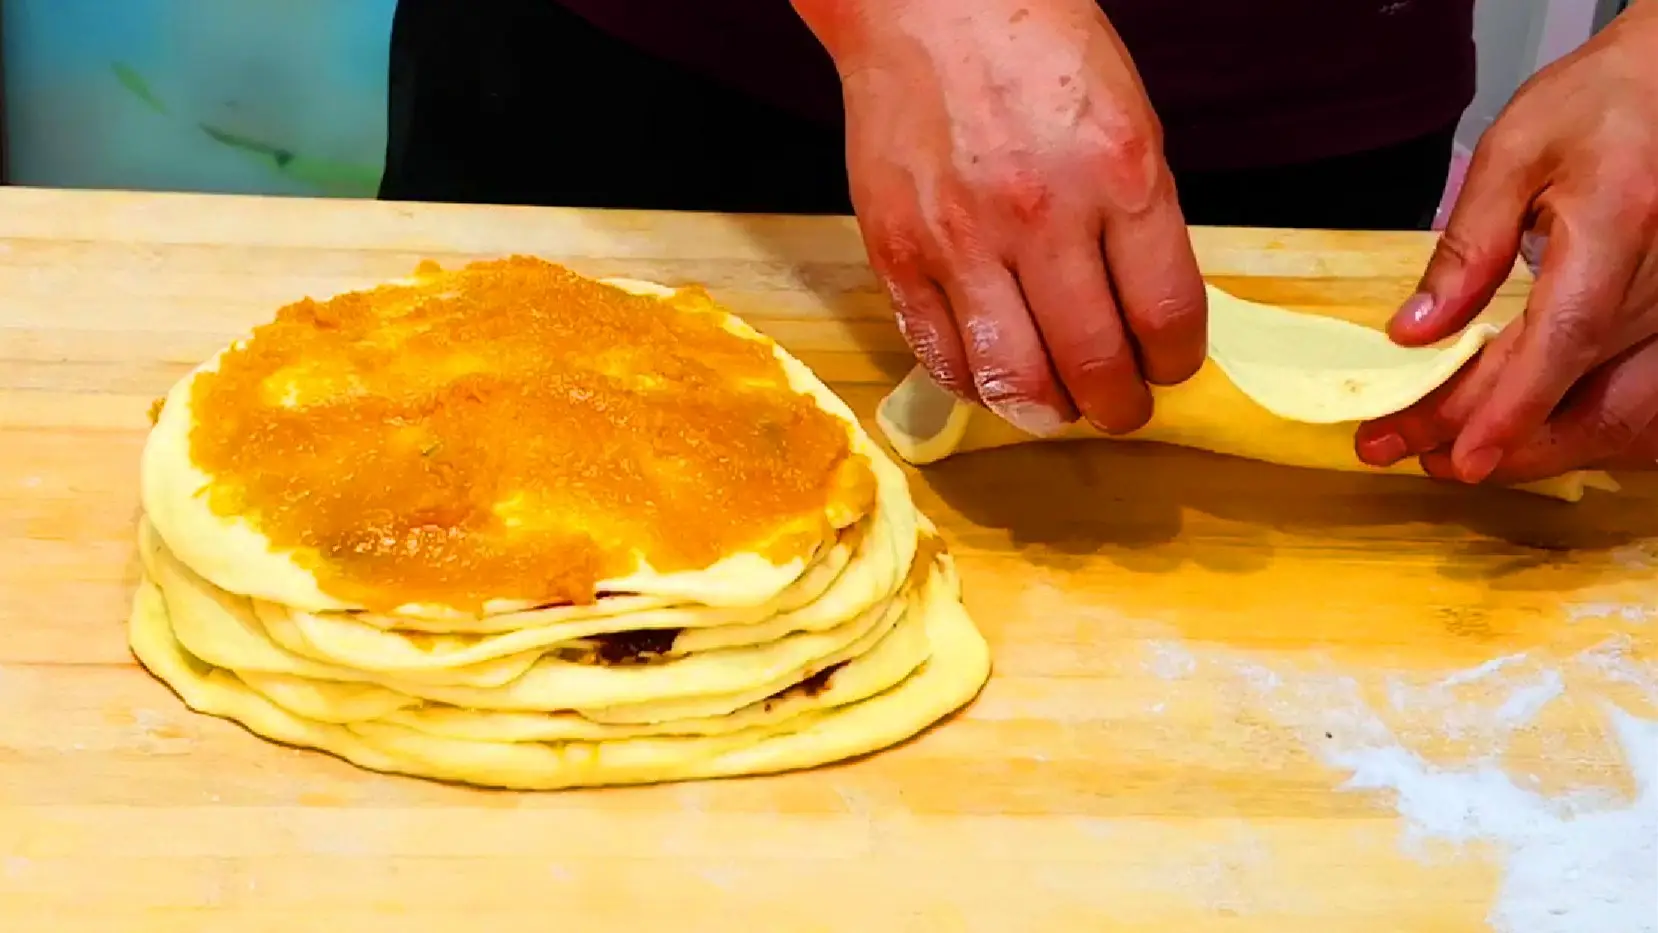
1355;1;1658;486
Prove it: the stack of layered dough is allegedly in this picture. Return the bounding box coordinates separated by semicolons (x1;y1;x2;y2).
130;257;991;790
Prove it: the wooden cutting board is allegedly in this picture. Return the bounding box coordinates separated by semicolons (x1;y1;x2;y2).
1;187;1653;933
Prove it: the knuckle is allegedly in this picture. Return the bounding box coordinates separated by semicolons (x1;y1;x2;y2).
1081;125;1165;212
1130;292;1203;342
1431;228;1489;274
1425;404;1468;442
1070;355;1135;400
1127;297;1206;382
863;215;928;278
1092;125;1154;171
1046;323;1131;387
1070;351;1129;384
973;363;1046;410
985;169;1054;226
957;160;1055;229
961;312;1015;359
1479;120;1533;166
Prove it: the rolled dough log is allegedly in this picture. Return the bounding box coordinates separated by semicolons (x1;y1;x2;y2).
875;284;1617;503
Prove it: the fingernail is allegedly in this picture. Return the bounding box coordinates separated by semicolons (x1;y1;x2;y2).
1393;292;1437;328
989;400;1069;438
1458;446;1503;483
1361;432;1409;467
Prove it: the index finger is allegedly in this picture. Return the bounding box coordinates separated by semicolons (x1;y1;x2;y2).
1448;206;1643;481
1354;324;1523;466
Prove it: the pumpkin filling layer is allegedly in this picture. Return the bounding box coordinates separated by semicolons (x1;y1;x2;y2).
186;256;873;613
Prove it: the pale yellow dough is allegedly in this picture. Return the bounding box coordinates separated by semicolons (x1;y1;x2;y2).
246;424;915;674
876;283;1618;502
129;548;989;790
129;270;993;789
140;517;902;712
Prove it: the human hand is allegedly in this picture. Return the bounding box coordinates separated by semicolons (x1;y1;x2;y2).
1355;1;1658;485
794;0;1207;436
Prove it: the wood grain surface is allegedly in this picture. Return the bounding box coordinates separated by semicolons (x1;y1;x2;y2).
1;187;1654;932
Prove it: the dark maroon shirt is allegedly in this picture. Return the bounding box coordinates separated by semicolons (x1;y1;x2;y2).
550;0;1475;173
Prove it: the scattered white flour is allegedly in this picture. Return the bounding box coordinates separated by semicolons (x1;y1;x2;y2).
1492;669;1565;727
1017;573;1657;927
1146;641;1197;680
1323;701;1656;933
1141;637;1658;933
1436;653;1525;688
1487;708;1657;933
1566;602;1655;625
1384;653;1567;742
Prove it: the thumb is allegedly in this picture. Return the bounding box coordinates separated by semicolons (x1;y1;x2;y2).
1388;137;1534;347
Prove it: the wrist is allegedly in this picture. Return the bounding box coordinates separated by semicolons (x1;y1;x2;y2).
794;0;1109;68
791;0;962;65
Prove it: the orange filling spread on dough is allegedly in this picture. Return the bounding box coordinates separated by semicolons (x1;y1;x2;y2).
186;256;874;613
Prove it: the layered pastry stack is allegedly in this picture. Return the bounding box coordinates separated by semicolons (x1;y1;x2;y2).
130;257;991;790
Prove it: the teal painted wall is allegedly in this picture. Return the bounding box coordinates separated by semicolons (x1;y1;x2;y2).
3;0;397;197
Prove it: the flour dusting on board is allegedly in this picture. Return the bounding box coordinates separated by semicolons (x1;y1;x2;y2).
1145;637;1658;933
1567;602;1655;624
1384;652;1565;741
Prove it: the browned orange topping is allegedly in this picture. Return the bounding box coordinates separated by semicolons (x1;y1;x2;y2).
186;256;874;612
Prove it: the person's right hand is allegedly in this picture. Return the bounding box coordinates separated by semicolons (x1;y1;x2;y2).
794;0;1208;436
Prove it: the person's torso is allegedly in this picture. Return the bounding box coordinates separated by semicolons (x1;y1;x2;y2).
548;0;1477;171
